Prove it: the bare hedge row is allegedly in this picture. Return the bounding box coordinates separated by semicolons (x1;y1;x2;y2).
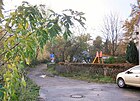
55;63;134;79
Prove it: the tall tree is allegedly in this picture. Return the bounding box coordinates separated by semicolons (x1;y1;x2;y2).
101;13;122;56
123;0;140;43
46;34;91;62
92;36;103;53
131;0;140;16
103;39;111;55
69;34;90;62
115;41;127;56
123;15;139;44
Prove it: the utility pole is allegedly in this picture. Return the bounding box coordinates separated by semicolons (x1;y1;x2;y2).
136;18;140;65
138;25;140;65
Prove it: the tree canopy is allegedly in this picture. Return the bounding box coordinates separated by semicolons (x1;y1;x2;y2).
123;0;140;43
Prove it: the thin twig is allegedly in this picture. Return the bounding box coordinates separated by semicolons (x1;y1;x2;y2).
0;30;7;41
0;57;11;67
0;42;20;58
0;49;19;67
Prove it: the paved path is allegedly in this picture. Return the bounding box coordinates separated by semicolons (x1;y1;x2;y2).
28;64;140;101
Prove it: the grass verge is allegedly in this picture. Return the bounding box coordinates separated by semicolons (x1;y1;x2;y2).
18;77;40;101
60;72;114;83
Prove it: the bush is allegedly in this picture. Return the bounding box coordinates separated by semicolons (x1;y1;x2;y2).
18;77;40;101
126;41;139;64
104;56;126;64
114;56;126;63
104;56;115;64
0;76;40;101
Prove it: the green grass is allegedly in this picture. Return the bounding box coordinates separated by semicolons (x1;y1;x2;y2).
60;73;114;83
18;77;40;101
46;63;59;75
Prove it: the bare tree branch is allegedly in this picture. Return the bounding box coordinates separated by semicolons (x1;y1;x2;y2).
101;13;122;55
0;30;7;41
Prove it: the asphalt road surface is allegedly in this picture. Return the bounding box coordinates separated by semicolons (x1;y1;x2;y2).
28;64;140;101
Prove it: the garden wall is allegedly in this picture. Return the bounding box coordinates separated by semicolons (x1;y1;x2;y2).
55;63;134;79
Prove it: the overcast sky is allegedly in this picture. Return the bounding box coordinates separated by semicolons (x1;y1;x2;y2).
4;0;136;39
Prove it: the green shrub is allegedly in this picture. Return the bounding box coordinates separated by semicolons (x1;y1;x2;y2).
0;77;39;101
104;56;115;64
114;56;126;63
126;41;139;64
104;56;126;64
18;77;40;101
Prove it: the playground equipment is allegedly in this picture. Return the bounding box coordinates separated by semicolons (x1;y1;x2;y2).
92;51;103;64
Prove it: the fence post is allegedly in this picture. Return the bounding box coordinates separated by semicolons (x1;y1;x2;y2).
103;67;108;76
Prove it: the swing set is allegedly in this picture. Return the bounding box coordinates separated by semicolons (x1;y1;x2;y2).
92;51;103;64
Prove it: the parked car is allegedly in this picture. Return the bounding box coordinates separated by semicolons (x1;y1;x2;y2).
116;65;140;88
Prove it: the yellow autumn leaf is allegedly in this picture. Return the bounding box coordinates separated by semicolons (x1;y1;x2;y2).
18;24;23;29
15;56;20;61
5;78;10;82
11;63;16;67
7;36;15;42
7;64;12;69
25;58;30;65
21;77;26;87
25;22;29;29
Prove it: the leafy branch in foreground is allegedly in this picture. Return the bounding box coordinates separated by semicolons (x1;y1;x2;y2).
0;1;86;100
